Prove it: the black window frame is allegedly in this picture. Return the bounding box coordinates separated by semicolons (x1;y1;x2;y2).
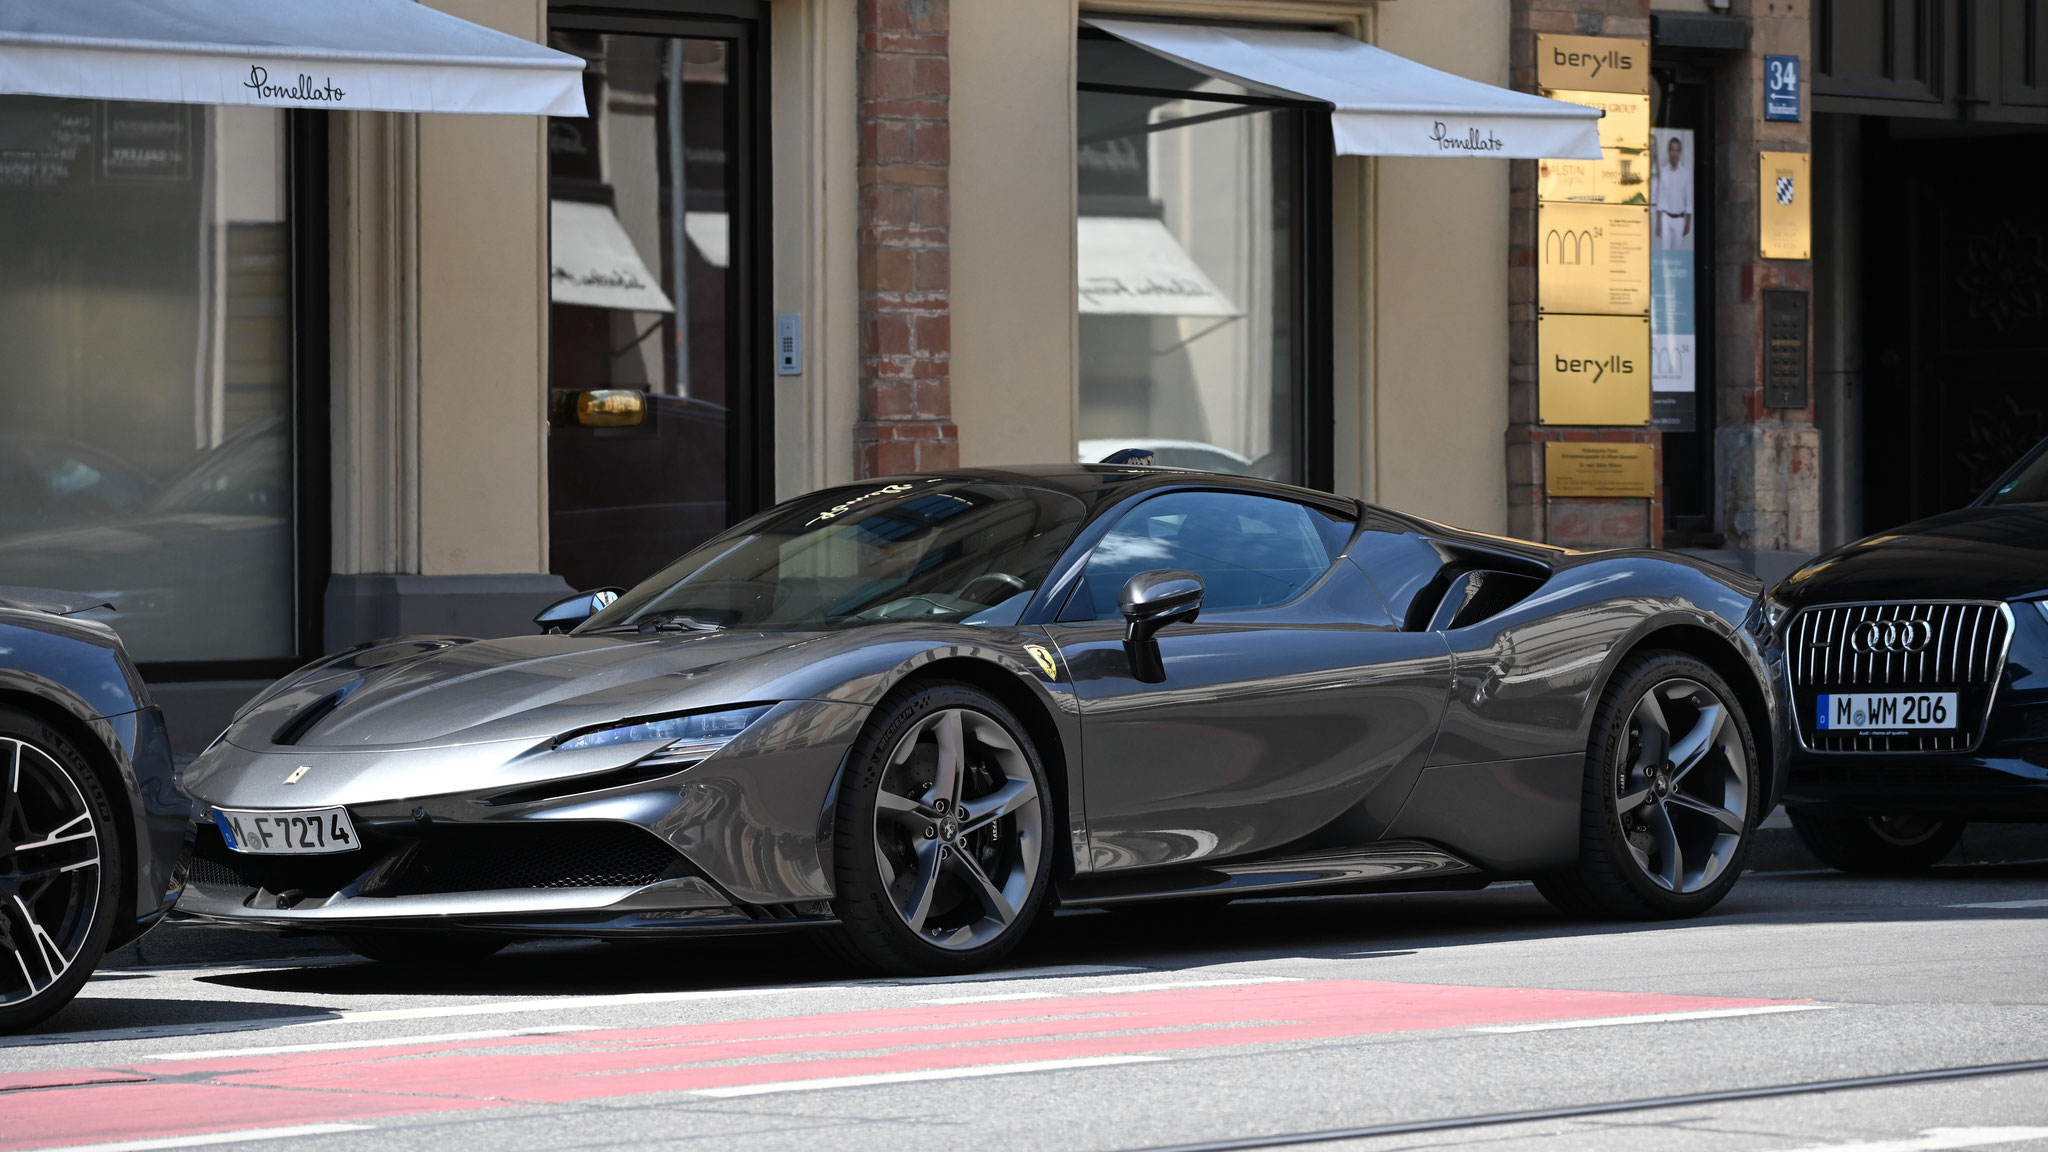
1076;25;1335;493
546;0;777;545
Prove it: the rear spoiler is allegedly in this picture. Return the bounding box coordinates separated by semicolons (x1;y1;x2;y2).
0;586;114;617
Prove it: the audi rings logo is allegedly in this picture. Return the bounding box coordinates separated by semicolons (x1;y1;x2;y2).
1848;619;1934;654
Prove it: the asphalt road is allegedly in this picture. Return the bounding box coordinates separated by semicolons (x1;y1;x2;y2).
6;860;2048;1152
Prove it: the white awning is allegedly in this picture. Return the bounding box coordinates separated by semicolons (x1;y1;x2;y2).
685;211;730;269
550;200;674;313
1078;216;1239;317
1088;19;1600;160
0;0;586;116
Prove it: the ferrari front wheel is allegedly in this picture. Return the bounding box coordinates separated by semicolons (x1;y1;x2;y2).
830;683;1051;975
1536;652;1758;920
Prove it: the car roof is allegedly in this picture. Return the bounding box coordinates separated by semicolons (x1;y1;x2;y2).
860;465;1363;518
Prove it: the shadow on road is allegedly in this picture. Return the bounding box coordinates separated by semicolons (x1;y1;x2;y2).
172;860;2048;1002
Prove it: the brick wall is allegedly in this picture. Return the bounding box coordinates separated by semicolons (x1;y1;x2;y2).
1507;0;1659;550
855;0;956;477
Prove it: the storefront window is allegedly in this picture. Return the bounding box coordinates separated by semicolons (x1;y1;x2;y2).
0;98;296;664
1076;33;1314;484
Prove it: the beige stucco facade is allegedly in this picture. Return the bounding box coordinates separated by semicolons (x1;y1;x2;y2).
329;0;1523;596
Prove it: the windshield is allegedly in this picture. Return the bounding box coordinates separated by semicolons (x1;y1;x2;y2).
579;479;1087;632
1983;438;2048;506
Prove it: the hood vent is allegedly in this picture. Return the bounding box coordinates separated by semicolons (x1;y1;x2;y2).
271;681;361;747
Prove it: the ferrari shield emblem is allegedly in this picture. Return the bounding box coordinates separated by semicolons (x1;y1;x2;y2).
1024;644;1060;680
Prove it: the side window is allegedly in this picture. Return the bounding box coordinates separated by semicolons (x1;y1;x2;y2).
1063;491;1352;620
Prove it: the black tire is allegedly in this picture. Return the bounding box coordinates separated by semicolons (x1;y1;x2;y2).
336;932;508;967
1787;810;1964;874
0;707;122;1033
828;681;1054;975
1535;652;1760;920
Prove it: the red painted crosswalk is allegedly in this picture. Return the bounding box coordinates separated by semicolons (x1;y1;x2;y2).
0;979;1805;1150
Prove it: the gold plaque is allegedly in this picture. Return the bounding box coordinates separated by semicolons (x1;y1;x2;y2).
1759;151;1811;260
1539;202;1650;315
1545;442;1656;498
1537;90;1650;204
1536;35;1650;95
1538;90;1650;152
1539;313;1650;426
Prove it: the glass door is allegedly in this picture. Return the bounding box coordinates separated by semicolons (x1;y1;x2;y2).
545;10;767;592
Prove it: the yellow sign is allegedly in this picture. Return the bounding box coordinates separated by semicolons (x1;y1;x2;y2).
1536;34;1650;95
1537;90;1650;204
1544;442;1657;498
1539;313;1650;425
1539;202;1649;315
1760;151;1811;260
1539;90;1650;152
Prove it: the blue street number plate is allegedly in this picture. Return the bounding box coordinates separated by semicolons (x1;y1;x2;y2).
1816;692;1957;732
215;806;359;855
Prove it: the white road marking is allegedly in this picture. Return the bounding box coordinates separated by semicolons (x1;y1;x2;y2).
8;966;1151;1050
878;963;1140;984
1472;1003;1831;1033
140;1025;591;1062
689;1054;1166;1097
26;1123;371;1152
1756;1127;2048;1152
920;976;1297;1005
1947;898;2048;910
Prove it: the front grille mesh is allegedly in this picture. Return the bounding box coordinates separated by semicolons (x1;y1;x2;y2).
187;820;689;902
1787;601;2010;752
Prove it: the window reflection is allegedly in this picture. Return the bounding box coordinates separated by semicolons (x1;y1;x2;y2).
547;33;734;593
1076;37;1305;484
0;99;294;662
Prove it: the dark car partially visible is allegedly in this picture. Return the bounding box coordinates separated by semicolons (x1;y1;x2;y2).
1763;438;2048;871
0;587;186;1030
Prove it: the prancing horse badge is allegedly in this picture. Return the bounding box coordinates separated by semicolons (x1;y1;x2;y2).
284;765;311;785
1023;644;1060;680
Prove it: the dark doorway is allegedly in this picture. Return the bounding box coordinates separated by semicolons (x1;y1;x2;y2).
1860;121;2048;530
545;4;770;593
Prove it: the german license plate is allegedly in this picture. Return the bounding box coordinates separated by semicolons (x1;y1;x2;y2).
1816;692;1958;732
214;807;359;855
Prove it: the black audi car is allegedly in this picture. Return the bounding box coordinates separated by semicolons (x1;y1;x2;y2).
0;588;188;1030
1764;441;2048;871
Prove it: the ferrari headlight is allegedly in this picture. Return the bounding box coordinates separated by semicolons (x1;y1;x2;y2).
554;704;774;764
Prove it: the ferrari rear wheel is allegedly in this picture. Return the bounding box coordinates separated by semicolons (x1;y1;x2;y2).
1536;652;1757;920
1786;810;1963;873
830;682;1051;975
336;932;508;967
0;708;120;1033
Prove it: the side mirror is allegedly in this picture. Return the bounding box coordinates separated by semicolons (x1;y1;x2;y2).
535;587;623;633
1119;569;1202;682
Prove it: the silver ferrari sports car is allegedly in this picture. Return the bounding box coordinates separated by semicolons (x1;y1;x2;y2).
181;467;1778;974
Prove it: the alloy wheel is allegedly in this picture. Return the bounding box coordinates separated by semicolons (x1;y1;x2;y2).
871;708;1043;951
0;736;102;1007
1616;678;1749;894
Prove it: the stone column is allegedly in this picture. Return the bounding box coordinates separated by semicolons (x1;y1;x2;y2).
854;0;956;476
1712;0;1819;553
